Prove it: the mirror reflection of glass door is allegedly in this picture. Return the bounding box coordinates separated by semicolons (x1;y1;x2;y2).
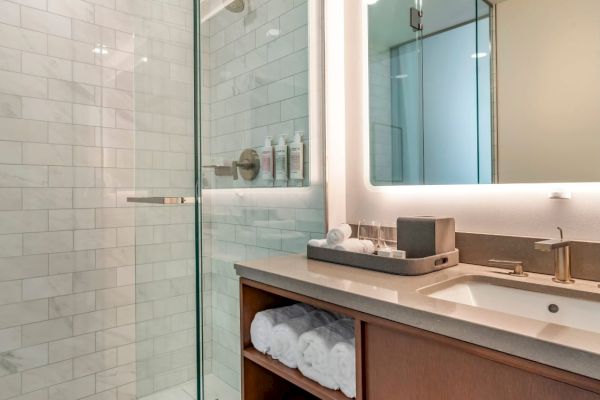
368;0;493;186
368;0;424;186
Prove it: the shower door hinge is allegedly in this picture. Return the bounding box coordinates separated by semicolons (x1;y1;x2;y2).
410;7;423;31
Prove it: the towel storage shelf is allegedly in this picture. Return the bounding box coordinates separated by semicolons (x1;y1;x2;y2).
244;348;349;400
239;277;600;400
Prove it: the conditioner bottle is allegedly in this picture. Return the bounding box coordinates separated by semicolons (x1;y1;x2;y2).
275;134;288;181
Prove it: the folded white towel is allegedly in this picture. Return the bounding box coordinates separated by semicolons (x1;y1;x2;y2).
326;224;352;246
297;318;355;390
250;303;315;354
333;238;375;254
308;238;328;248
330;338;356;398
269;310;338;368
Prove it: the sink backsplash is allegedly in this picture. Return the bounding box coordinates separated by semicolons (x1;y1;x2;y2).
349;225;600;282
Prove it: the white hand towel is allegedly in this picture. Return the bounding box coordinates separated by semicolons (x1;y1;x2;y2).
297;318;355;390
269;310;338;368
326;224;352;246
330;338;356;398
333;238;375;254
308;238;328;248
250;303;315;354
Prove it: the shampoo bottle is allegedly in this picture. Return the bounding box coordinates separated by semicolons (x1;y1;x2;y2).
260;136;274;181
275;134;288;181
289;131;304;180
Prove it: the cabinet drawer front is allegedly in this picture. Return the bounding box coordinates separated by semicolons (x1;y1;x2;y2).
363;322;600;400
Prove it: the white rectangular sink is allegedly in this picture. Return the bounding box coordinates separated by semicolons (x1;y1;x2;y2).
420;276;600;334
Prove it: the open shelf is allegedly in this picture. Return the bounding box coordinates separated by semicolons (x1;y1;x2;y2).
243;347;350;400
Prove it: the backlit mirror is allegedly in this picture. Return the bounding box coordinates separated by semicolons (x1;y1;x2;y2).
367;0;600;185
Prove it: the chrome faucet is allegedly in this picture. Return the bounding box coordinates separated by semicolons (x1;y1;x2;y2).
534;227;574;284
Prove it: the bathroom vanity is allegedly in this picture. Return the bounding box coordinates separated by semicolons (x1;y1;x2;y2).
236;255;600;400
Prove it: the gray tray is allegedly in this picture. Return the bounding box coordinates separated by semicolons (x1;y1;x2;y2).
307;245;459;276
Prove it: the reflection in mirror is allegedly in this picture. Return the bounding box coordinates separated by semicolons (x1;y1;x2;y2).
368;0;600;185
496;0;600;183
368;0;492;186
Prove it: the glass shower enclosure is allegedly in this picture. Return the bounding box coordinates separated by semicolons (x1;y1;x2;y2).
0;0;199;399
0;0;319;399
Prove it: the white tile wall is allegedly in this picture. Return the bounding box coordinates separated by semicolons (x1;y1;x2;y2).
202;0;311;191
0;0;196;400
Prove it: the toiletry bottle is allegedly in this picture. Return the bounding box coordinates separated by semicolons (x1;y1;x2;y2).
289;131;304;181
275;134;288;181
261;136;274;181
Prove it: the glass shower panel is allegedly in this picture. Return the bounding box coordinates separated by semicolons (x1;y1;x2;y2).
0;0;199;399
129;1;198;399
369;0;424;185
199;1;321;399
420;0;492;184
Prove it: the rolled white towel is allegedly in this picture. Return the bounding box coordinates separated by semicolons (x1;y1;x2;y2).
326;224;352;246
269;310;338;368
250;303;315;354
308;238;328;248
333;238;375;254
330;338;356;398
297;318;355;390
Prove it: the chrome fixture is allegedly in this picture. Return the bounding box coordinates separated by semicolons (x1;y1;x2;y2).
202;149;260;181
233;149;260;181
127;196;197;205
226;0;245;13
534;227;574;284
202;164;235;177
410;7;423;31
488;259;528;277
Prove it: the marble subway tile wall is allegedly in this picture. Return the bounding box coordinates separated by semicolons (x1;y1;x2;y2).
203;0;310;190
200;0;324;393
0;0;195;399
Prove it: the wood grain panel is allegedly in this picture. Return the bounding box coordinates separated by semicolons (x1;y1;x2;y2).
243;357;319;400
363;322;600;400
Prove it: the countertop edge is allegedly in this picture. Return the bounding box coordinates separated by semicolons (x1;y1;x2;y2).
235;263;600;381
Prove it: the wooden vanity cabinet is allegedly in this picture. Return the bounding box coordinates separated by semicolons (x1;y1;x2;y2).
240;278;600;400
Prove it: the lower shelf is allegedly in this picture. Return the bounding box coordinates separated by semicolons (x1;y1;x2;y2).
243;347;350;400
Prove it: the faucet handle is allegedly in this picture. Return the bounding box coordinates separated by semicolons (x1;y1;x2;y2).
488;259;528;277
534;239;570;251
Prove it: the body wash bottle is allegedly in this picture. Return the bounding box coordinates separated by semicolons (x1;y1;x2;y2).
275;134;288;181
261;136;274;181
289;131;304;181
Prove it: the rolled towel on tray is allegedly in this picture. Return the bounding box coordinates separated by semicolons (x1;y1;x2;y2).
333;238;375;254
269;310;338;368
297;318;355;390
308;238;328;248
330;338;357;398
326;224;352;246
250;303;315;354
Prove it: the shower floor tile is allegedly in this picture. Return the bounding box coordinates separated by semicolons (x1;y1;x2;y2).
139;375;239;400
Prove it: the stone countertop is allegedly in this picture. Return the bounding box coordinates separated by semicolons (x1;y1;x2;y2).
235;254;600;380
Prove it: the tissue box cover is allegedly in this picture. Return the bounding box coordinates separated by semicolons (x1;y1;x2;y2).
396;217;455;258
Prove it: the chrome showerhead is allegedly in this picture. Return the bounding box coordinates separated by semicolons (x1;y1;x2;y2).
226;0;245;13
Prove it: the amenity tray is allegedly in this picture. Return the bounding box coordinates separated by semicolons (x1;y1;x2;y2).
307;245;459;276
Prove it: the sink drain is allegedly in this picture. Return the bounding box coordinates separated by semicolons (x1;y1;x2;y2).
548;304;559;313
